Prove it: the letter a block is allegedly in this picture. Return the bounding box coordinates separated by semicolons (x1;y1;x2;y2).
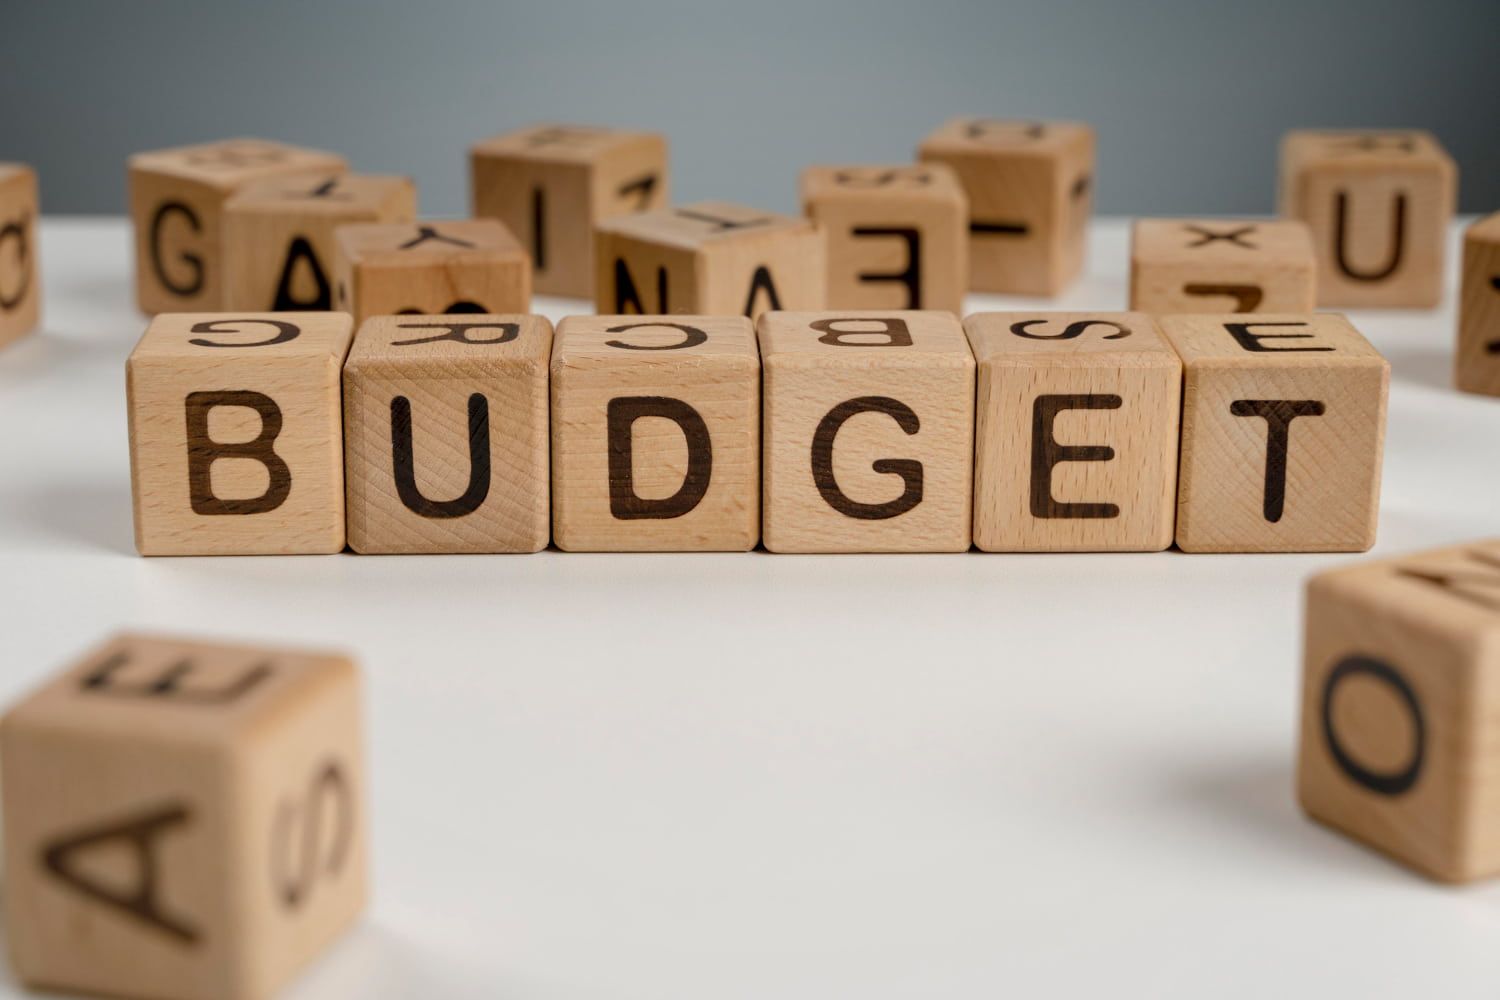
343;315;552;554
127;313;354;555
551;315;759;551
1;632;366;999
0;163;40;348
1159;314;1389;553
759;311;974;553
333;219;531;323
1129;219;1316;314
1455;213;1500;396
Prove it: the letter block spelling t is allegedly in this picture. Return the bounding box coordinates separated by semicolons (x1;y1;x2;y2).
0;163;40;348
127;313;354;556
1;632;366;1000
1455;213;1500;396
1129;219;1316;314
333;220;531;323
1159;314;1389;553
759;311;974;553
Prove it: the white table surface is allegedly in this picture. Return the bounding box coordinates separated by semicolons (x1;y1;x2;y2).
2;217;1498;1000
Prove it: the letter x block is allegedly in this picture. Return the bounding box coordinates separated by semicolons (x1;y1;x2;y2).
0;163;40;348
127;312;354;556
1129;219;1315;314
1455;213;1500;396
333;219;531;323
1159;313;1389;553
1;632;366;999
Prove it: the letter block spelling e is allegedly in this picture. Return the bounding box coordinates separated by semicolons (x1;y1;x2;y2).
0;163;40;348
759;312;975;553
1159;314;1389;553
1;632;366;1000
127;313;354;555
1455;213;1500;396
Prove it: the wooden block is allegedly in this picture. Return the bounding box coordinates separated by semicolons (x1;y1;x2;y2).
1129;218;1316;314
333;219;530;323
129;139;347;315
594;201;826;321
1160;313;1389;553
0;163;40;348
1;632;365;999
470;124;669;299
551;315;759;551
126;312;354;556
222;174;416;311
965;312;1181;552
343;314;551;554
1298;540;1500;882
917;118;1094;296
1455;213;1500;396
1278;130;1456;308
759;311;974;552
799;164;968;312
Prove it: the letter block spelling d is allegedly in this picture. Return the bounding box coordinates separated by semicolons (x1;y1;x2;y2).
127;313;354;555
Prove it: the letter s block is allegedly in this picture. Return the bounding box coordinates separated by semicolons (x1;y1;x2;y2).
1;632;366;999
1455;213;1500;396
127;312;354;555
1129;219;1315;314
0;163;40;348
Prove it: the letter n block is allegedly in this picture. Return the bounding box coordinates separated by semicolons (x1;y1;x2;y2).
333;219;531;323
1129;219;1315;314
1;632;366;999
759;311;974;553
0;163;40;348
1159;314;1389;553
1456;213;1500;396
126;313;354;555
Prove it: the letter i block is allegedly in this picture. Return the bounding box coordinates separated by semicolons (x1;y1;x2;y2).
1;632;366;999
126;313;354;555
1455;213;1500;396
343;315;552;554
759;311;975;553
1159;314;1389;553
333;219;531;323
964;312;1181;552
551;315;759;551
0;163;40;347
1129;219;1316;314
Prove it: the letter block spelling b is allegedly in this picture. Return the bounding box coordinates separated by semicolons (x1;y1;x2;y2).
334;219;531;323
1129;219;1316;314
0;164;40;348
1455;213;1500;396
1;632;366;1000
127;313;354;555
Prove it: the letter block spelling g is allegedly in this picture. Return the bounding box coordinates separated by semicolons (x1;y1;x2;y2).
759;311;974;553
1129;219;1316;315
333;219;531;323
1455;213;1500;396
127;313;354;555
1159;314;1389;553
0;163;40;348
1;632;366;1000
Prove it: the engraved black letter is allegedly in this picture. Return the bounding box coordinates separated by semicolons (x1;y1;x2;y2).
148;201;204;297
852;226;921;308
607;397;713;520
185;391;292;515
271;236;332;310
391;394;491;518
811;397;922;520
811;316;913;348
1224;321;1333;353
1321;655;1424;796
1030;395;1122;519
1229;399;1326;522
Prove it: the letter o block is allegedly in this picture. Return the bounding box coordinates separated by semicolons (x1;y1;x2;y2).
1455;213;1500;396
1;632;366;999
0;163;40;348
127;312;354;555
1129;219;1315;314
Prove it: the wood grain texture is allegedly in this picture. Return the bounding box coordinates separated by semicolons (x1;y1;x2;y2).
0;164;40;348
333;219;531;323
1455;213;1500;396
1129;218;1315;314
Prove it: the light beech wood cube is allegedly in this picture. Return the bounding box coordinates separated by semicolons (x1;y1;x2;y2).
470;124;668;299
1455;213;1500;396
333;220;530;323
800;164;967;312
918;118;1094;296
1279;130;1456;308
1160;313;1389;553
759;311;974;552
1129;218;1315;314
1;632;366;1000
594;202;826;321
129;139;347;315
965;312;1180;552
0;164;40;348
127;312;354;556
343;314;551;554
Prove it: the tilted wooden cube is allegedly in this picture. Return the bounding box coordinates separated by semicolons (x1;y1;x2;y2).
343;314;551;554
1278;130;1456;308
1455;213;1500;396
333;219;530;323
0;163;40;348
1159;313;1389;553
129;139;347;315
470;124;668;299
127;312;354;555
965;312;1180;552
1129;218;1315;314
551;315;759;551
918;118;1094;296
1;632;366;1000
759;311;974;553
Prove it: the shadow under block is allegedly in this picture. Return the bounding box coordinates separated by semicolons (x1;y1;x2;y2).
1278;130;1456;308
343;315;551;554
965;312;1181;552
594;201;826;321
551;315;759;551
470;124;669;299
759;311;974;553
1129;218;1316;314
1159;313;1389;553
0;164;40;347
917;118;1094;296
800;164;968;312
129;139;348;315
1455;213;1500;396
1;632;366;1000
126;313;354;556
333;220;530;323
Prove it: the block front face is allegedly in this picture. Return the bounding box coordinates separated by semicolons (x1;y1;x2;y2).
343;315;552;554
965;312;1181;552
1456;214;1500;396
1129;219;1315;314
334;220;531;323
1160;313;1389;553
0;164;40;347
760;311;974;552
127;313;354;555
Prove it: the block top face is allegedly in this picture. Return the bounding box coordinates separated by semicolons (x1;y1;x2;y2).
1131;218;1314;266
471;123;664;164
129;312;354;365
800;163;965;204
0;163;34;184
964;311;1179;365
1158;313;1386;369
919;118;1093;156
336;219;524;266
596;201;814;251
225;173;414;215
1281;129;1454;170
1311;541;1500;641
1468;212;1500;244
345;314;551;371
758;310;973;369
553;314;757;366
127;138;347;188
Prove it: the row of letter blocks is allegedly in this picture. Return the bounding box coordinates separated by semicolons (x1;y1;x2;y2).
127;309;1389;555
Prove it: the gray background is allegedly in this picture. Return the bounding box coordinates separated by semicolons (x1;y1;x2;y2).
4;0;1496;216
